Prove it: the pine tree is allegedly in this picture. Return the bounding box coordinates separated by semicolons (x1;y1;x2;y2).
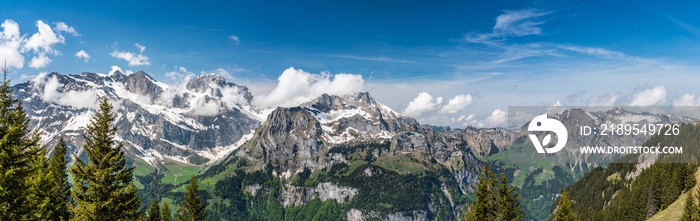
682;190;697;221
0;59;41;220
70;98;142;220
554;188;579;221
161;201;173;221
26;147;52;220
465;166;498;221
177;176;206;221
148;199;162;221
47;137;71;221
497;172;525;221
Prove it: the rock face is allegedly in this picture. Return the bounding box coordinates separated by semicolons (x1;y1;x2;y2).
232;92;484;220
13;71;262;165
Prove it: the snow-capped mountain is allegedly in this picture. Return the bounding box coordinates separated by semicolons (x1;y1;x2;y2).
13;70;263;165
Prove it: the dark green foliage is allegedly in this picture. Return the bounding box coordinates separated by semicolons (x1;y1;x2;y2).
208;142;465;221
39;138;71;221
136;170;177;207
49;138;72;220
70;98;142;220
497;173;524;221
26;147;52;220
285;198;345;221
564;123;700;221
161;202;173;221
177;176;206;221
682;189;697;221
464;166;525;221
148;199;162;221
553;189;578;221
0;65;41;220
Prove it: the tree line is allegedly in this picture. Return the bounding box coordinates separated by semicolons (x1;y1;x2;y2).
0;65;206;220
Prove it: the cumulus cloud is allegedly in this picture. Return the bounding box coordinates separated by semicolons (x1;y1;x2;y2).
111;43;150;66
54;21;79;36
629;85;666;106
0;20;24;69
23;20;64;55
484;109;507;127
22;20;71;69
0;19;78;69
439;94;473;114
33;74;98;109
253;67;364;108
29;53;51;68
228;35;240;45
75;49;90;62
673;93;700;106
403;92;442;117
451;109;508;128
403;92;474;117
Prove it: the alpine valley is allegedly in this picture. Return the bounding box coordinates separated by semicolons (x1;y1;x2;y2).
15;70;700;221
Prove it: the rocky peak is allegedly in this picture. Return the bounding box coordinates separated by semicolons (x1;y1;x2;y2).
121;70;163;99
302;92;378;113
186;74;228;92
185;74;253;104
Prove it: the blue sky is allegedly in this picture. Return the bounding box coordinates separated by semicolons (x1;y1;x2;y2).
2;0;700;127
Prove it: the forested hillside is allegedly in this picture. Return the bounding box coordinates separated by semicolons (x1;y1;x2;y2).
562;123;700;221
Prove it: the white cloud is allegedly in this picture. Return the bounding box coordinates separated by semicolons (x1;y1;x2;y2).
23;20;64;55
494;9;550;37
0;20;79;70
53;21;79;36
109;65;123;75
192;99;220;116
586;93;618;106
28;53;51;69
673;93;700;106
629;85;666;106
75;50;90;62
21;20;70;69
450;109;507;128
165;71;183;80
403;92;442;117
221;86;249;107
439;94;473;114
134;43;145;53
558;45;626;59
165;66;194;81
0;19;24;69
111;43;150;66
466;8;551;44
252;67;364;108
34;74;98;109
228;35;240;45
484;109;507;127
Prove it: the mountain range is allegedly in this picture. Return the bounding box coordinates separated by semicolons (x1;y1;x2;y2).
12;70;699;220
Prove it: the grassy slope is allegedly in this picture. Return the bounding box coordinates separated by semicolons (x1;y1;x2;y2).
161;162;201;185
647;168;700;221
